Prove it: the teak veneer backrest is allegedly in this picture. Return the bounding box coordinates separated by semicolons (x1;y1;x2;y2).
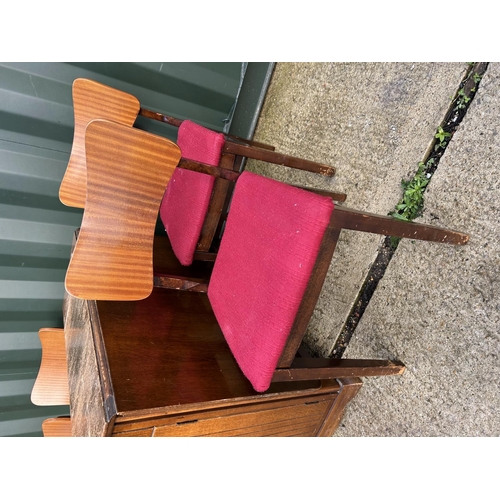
42;417;72;437
65;120;181;301
31;328;70;406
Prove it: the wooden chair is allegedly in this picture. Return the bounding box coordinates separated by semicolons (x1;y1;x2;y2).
31;328;70;406
59;78;343;268
152;170;469;392
64;117;343;301
42;417;72;437
66;120;469;391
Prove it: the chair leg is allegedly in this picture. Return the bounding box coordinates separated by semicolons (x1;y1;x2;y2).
138;108;276;151
333;205;469;245
225;134;276;151
271;358;405;383
223;142;336;177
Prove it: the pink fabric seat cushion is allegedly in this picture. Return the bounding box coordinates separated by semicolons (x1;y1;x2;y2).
160;120;225;265
208;171;334;392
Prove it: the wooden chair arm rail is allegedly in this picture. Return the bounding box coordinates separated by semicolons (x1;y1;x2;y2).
222;142;336;177
153;274;208;293
271;358;406;383
138;107;275;151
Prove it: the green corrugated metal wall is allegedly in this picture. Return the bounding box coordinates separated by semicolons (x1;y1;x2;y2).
0;62;273;437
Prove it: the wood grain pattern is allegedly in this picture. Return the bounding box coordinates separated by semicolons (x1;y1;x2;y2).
151;399;332;437
64;292;113;437
63;280;363;436
65;120;181;301
31;328;70;406
139;107;276;150
111;380;359;437
59;78;140;208
42;417;72;437
317;378;363;436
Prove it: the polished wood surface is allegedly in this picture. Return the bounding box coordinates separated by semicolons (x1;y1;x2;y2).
59;78;140;208
65;120;181;301
31;328;70;406
95;287;320;412
42;417;72;437
63;283;363;436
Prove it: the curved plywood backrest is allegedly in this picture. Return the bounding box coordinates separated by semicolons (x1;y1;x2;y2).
31;328;70;406
65;119;182;301
59;78;141;208
42;417;72;437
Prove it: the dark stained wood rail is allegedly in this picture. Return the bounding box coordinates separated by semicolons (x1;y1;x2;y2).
139;107;276;151
223;141;336;177
272;359;406;383
331;205;469;245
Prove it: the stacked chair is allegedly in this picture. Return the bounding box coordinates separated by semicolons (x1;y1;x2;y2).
33;78;469;435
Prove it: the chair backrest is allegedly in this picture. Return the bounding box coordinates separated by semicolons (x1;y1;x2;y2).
159;120;226;265
59;78;140;208
65;119;181;301
42;417;72;437
31;328;70;406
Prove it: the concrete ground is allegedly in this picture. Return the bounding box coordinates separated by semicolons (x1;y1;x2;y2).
246;62;499;437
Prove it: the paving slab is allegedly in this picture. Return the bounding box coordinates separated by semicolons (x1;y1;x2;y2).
247;62;468;356
335;63;500;436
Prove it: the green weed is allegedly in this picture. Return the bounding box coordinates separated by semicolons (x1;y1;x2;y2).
434;126;452;150
390;160;431;222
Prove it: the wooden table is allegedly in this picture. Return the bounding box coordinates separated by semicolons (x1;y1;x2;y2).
63;236;362;437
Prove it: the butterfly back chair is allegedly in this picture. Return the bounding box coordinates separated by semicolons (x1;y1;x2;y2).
59;78;342;268
31;328;70;406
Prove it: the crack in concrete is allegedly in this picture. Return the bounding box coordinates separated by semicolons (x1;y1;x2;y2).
331;62;490;359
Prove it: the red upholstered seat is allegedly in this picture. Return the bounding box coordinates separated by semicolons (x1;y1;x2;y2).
160;120;225;265
207;171;334;392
